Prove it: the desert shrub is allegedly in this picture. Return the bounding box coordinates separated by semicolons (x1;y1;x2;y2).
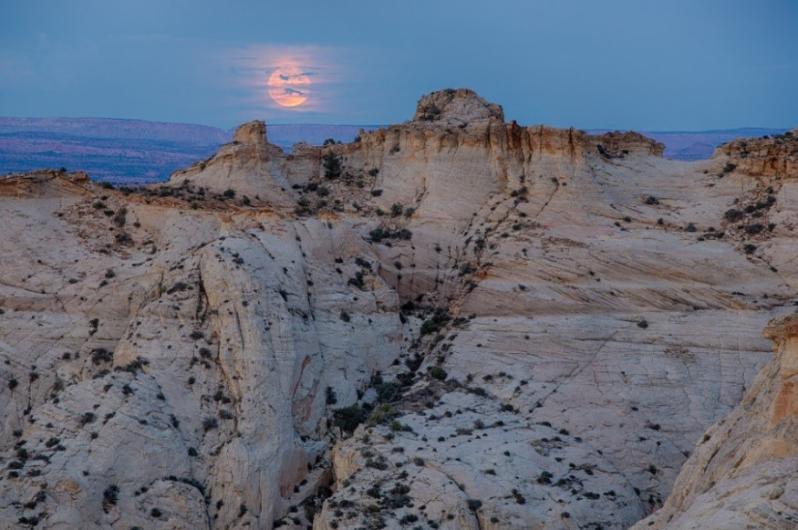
459;263;476;276
724;208;743;222
112;207;127;227
428;366;447;381
80;412;96;426
418;103;441;121
91;348;113;365
323;152;342;179
466;499;483;511
375;382;401;402
223;189;236;199
420;309;450;335
399;514;419;524
333;405;367;433
348;271;365;290
512;489;527;504
202;417;219;432
102;485;119;512
326;387;338;405
368;403;398;425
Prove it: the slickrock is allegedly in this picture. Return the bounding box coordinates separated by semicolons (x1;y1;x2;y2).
631;314;798;529
0;90;796;529
169;120;296;207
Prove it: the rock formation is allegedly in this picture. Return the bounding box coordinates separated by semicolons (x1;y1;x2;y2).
0;90;796;529
632;314;798;529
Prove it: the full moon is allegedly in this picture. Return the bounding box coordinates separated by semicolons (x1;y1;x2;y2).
267;66;310;108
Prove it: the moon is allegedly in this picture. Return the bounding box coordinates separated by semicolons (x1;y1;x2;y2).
267;66;310;108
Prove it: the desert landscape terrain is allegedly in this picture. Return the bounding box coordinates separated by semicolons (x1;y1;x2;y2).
1;89;796;529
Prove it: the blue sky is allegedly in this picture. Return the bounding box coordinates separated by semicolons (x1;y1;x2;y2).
1;0;796;130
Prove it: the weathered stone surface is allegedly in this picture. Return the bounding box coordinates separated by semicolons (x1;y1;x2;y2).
631;314;798;529
1;90;796;529
715;129;798;179
412;88;504;125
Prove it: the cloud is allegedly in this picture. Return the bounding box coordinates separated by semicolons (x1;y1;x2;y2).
221;44;346;114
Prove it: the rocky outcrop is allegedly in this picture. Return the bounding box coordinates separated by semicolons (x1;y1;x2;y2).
715;130;798;179
0;169;90;197
1;90;796;530
169;120;296;207
412;88;504;125
632;314;798;529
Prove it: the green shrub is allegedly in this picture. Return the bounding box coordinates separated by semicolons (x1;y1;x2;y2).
102;485;119;512
323;152;342;179
429;366;447;381
333;405;367;433
420;309;450;335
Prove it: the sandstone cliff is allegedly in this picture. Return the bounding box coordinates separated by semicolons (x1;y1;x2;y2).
632;314;798;529
0;90;796;530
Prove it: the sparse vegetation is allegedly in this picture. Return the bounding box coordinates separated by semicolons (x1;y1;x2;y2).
428;366;447;381
368;226;412;243
333;405;367;433
323;151;342;179
102;485;119;512
420;309;451;336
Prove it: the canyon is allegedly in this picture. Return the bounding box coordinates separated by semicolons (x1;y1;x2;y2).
0;89;796;529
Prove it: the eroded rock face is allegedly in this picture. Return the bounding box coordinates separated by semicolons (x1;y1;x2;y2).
715;130;798;179
0;90;796;530
233;120;268;145
632;314;798;529
169;120;295;207
412;88;504;125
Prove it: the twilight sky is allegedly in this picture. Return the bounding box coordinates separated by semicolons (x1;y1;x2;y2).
1;0;797;130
